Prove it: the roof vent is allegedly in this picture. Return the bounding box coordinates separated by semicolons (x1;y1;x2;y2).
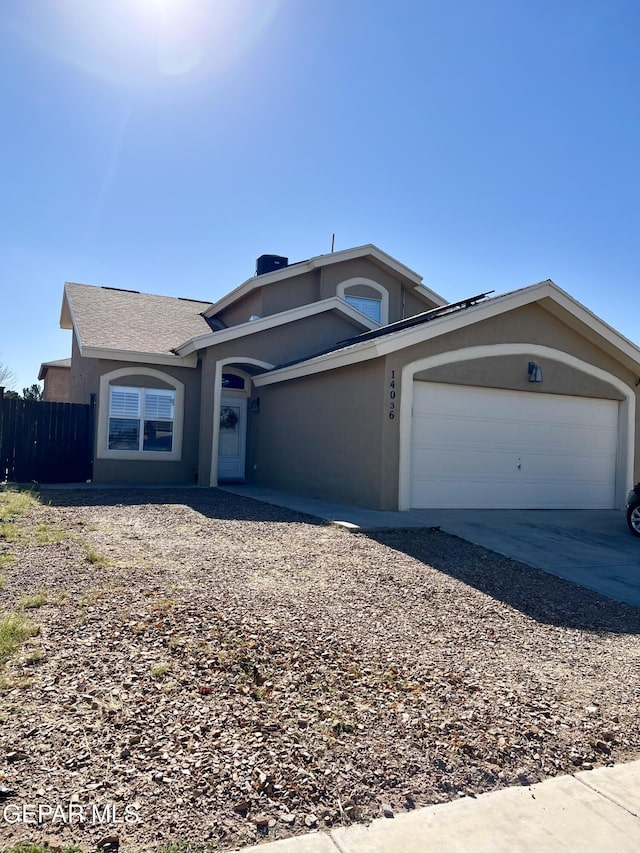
256;254;288;276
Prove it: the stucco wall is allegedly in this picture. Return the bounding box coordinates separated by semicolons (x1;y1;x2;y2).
197;311;368;486
42;367;71;403
250;360;386;508
404;288;435;318
216;291;264;328
261;271;322;316
215;310;365;368
216;271;322;326
70;334;100;404
413;356;624;399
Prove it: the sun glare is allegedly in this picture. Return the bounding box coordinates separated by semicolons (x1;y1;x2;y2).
8;0;283;87
138;0;182;15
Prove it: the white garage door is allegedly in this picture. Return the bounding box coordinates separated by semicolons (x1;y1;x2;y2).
410;382;619;509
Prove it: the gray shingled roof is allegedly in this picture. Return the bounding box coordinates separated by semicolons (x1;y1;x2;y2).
64;283;213;355
40;358;72;369
38;358;72;380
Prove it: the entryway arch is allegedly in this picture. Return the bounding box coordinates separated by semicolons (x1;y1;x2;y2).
209;357;274;486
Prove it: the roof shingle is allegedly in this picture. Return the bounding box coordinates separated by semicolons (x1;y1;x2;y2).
64;283;213;355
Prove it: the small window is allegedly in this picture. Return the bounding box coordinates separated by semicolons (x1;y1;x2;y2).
337;278;388;325
221;373;246;390
108;386;175;453
344;295;382;323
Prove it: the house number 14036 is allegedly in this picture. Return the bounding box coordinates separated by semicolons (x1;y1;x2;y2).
388;370;396;419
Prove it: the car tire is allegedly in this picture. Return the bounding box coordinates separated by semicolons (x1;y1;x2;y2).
627;502;640;537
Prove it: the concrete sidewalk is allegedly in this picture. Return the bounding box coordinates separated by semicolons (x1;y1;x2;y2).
219;485;439;530
236;760;640;853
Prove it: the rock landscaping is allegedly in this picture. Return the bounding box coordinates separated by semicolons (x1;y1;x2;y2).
1;487;639;852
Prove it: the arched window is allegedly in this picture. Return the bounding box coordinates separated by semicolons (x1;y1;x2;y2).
221;372;246;390
336;278;389;325
97;367;184;461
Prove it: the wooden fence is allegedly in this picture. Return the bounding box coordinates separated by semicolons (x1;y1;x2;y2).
0;391;95;483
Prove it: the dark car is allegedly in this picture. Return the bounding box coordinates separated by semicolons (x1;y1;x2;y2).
627;484;640;536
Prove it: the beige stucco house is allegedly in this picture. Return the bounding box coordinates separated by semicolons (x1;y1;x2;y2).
58;244;640;510
38;358;71;402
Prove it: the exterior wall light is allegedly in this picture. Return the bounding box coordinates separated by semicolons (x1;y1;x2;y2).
528;361;543;383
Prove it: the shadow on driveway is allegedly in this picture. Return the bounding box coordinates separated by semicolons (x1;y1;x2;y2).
367;526;640;635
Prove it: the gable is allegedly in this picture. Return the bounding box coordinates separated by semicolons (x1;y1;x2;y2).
203;244;446;324
212;254;441;331
216;269;322;327
401;302;637;384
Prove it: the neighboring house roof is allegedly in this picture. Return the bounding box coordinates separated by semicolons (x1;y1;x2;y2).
38;358;71;380
61;283;212;366
254;280;640;387
202;244;447;319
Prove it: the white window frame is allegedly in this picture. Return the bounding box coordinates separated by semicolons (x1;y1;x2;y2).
336;277;389;325
97;367;184;461
108;386;175;453
343;295;382;323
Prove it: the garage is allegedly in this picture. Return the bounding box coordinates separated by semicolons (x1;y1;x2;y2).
410;382;619;509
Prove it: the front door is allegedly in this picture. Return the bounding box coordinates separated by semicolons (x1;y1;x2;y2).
217;397;247;481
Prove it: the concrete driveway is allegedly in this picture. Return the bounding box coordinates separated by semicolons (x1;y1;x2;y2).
222;487;640;609
405;508;640;609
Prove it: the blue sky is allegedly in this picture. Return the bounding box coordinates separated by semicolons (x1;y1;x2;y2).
1;0;638;391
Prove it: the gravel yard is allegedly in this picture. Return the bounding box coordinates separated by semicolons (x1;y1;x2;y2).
1;487;639;852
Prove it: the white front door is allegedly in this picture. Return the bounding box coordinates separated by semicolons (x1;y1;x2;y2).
217;397;247;481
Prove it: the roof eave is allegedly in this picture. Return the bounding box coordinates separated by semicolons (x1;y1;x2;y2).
81;346;198;368
60;285;74;330
536;283;640;373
